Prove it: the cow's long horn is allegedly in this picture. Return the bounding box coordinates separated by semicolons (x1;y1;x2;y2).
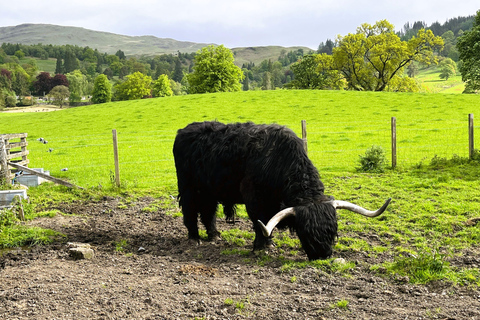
333;198;391;217
257;207;295;237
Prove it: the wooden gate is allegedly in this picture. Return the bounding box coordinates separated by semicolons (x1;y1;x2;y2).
0;133;29;185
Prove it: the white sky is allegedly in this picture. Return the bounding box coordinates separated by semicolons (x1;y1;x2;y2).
1;0;478;49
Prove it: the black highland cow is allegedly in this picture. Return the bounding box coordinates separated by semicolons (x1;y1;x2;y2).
173;121;391;260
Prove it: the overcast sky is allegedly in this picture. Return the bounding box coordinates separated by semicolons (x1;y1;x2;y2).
1;1;479;49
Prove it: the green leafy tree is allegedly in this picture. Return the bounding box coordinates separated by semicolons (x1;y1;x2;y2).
63;49;79;74
115;71;152;101
172;58;183;82
0;69;12;90
289;54;326;89
103;67;113;80
457;10;480;93
186;45;244;93
407;62;419;78
66;70;88;103
333;20;444;91
152;74;173;97
261;72;272;90
48;85;70;108
288;54;344;90
115;50;126;61
82;47;97;63
12;68;30;96
243;75;249;91
91;74;112;104
55;55;63;74
439;58;457;80
14;50;25;59
110;61;124;76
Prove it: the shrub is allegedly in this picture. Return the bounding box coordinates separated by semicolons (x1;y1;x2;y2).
356;145;387;173
5;95;16;107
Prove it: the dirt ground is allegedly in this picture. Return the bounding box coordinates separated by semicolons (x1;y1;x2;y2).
1;105;62;113
1;196;479;320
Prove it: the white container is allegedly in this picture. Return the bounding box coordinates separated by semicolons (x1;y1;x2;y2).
15;168;50;187
0;189;28;208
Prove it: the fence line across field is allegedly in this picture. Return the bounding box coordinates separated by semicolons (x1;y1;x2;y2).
12;114;477;188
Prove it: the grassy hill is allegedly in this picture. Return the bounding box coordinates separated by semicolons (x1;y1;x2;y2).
1;24;312;65
417;65;465;93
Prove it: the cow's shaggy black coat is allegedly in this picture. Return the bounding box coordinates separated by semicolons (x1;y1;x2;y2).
173;121;337;260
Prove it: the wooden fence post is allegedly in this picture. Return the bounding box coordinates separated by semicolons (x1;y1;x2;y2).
112;129;121;188
301;120;308;154
469;114;474;159
0;135;10;185
391;117;397;168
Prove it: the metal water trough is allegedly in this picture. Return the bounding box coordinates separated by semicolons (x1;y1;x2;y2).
14;168;50;187
0;189;28;209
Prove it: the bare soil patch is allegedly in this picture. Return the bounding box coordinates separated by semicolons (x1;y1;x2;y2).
1;197;479;319
1;105;62;113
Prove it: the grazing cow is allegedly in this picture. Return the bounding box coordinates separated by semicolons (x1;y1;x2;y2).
173;121;391;260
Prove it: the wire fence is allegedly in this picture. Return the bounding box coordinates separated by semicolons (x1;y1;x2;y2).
21;116;476;189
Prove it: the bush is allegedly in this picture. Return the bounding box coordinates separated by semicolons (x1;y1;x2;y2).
356;145;387;173
5;95;16;107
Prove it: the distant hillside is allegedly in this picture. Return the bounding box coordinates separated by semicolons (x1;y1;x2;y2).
0;24;211;55
232;46;313;67
0;24;312;65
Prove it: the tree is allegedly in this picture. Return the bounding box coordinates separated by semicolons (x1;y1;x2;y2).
55;55;63;74
33;72;52;96
14;50;25;59
439;58;457;80
66;70;88;103
91;74;112;104
333;20;444;91
317;39;335;55
63;49;79;73
0;69;12;90
457;10;480;93
288;54;344;89
407;62;419;78
103;67;113;80
12;69;30;97
186;45;244;93
243;75;249;91
115;72;152;101
289;54;324;89
52;74;69;88
261;72;272;90
172;58;183;82
83;47;97;63
48;85;70;108
115;50;126;61
152;74;173;97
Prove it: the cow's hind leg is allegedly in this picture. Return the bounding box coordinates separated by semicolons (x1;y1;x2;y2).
199;198;221;241
223;203;236;224
180;191;202;242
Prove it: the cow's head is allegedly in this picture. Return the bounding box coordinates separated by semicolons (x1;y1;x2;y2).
258;198;391;260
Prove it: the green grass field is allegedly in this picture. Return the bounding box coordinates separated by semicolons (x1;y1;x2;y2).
417;65;465;93
1;90;478;189
1;89;480;284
